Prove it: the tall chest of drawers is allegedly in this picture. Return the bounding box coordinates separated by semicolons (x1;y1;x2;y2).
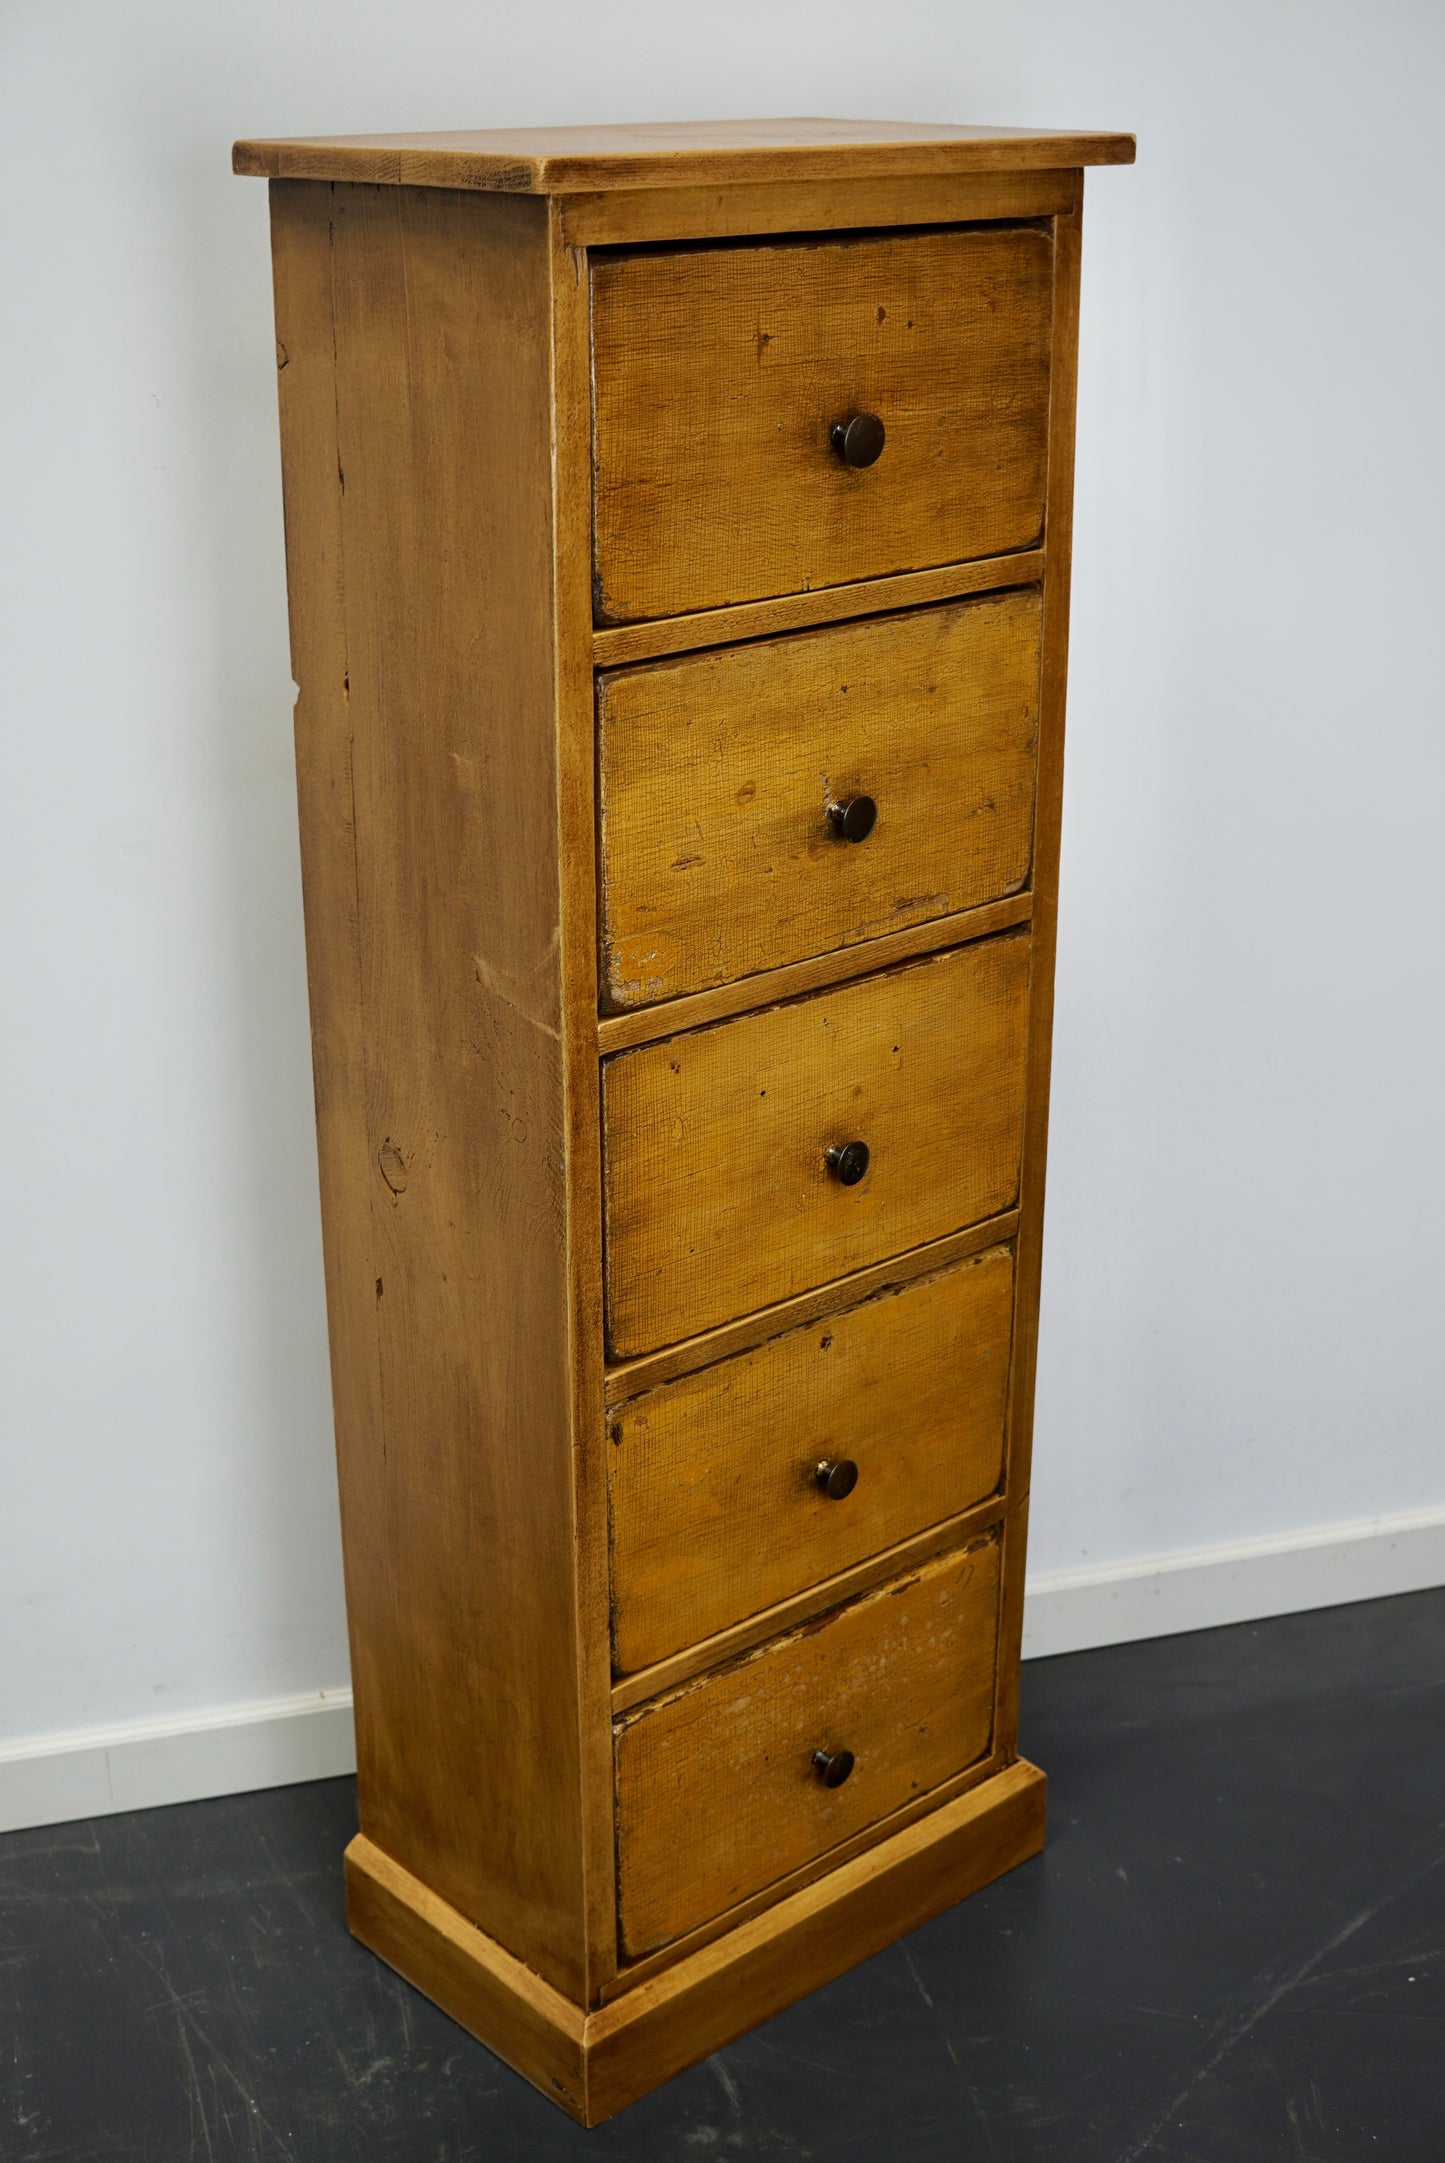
236;116;1135;2123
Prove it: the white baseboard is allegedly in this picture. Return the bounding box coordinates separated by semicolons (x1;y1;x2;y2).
1020;1503;1445;1659
3;1507;1443;1836
0;1687;356;1837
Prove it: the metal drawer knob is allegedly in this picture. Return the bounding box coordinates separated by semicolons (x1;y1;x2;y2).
812;1747;856;1788
815;1459;859;1500
829;412;886;468
825;1140;870;1186
827;794;877;843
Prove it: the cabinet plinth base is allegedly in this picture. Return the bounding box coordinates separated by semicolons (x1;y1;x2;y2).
345;1756;1047;2125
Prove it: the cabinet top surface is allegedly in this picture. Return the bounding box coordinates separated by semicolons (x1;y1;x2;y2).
232;116;1136;193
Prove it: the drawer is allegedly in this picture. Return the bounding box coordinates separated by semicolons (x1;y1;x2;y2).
591;224;1053;623
608;1248;1013;1673
598;589;1041;1009
615;1535;1001;1956
602;932;1030;1357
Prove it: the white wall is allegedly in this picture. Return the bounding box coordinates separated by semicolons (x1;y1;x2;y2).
3;0;1443;1808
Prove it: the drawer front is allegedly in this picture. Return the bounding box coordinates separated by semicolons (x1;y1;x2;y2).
615;1536;1001;1956
608;1249;1013;1674
598;590;1041;1009
602;933;1030;1357
591;226;1053;623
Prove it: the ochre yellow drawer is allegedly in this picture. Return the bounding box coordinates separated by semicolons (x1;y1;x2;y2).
601;933;1030;1358
614;1535;1001;1957
591;225;1054;623
597;590;1041;1009
608;1248;1014;1674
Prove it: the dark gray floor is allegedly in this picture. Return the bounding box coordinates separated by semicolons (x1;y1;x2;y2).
4;1588;1442;2161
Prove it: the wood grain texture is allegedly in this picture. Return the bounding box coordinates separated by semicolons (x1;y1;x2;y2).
251;135;1125;2115
598;590;1041;1008
588;1756;1045;2116
592;1747;1012;1998
234;117;1136;192
609;1495;1005;1716
268;185;389;1883
591;226;1054;622
614;1536;1002;1957
595;897;1032;1056
344;1762;1046;2124
590;549;1045;669
992;192;1085;1765
598;1742;1010;1991
602;933;1031;1357
561;168;1077;246
271;179;591;1998
603;1208;1020;1401
608;1249;1014;1673
346;1835;588;2117
544;201;620;2000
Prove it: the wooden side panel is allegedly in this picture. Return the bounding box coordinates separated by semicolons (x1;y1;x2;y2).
608;1249;1014;1672
993;192;1085;1763
267;183;388;1844
271;179;590;1997
602;933;1031;1356
591;226;1054;621
546;206;621;2003
614;1537;1001;1957
597;590;1041;1008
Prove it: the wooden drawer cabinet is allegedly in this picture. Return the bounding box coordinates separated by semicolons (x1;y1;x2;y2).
237;114;1132;2124
597;588;1042;1008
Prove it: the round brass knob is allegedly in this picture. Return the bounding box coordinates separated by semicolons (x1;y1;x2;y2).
827;795;877;843
825;1140;870;1187
829;413;886;468
812;1747;855;1788
815;1459;859;1500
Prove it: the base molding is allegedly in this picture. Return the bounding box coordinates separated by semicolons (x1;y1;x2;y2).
0;1687;356;1838
1021;1503;1445;1658
346;1756;1047;2124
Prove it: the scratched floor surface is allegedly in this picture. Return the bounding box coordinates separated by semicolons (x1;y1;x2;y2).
4;1586;1442;2162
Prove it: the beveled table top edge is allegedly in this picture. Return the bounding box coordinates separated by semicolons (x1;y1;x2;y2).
232;117;1137;191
